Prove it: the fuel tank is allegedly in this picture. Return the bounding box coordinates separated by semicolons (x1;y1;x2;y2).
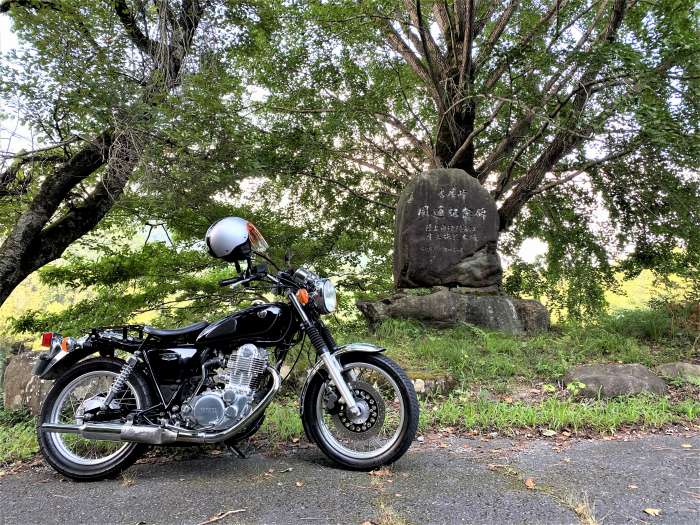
196;302;295;347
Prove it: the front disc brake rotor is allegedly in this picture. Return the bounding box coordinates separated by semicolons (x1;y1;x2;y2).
331;380;386;440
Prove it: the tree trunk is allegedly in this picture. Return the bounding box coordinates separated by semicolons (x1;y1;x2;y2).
0;130;141;306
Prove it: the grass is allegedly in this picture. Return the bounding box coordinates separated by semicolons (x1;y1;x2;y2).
419;395;700;434
258;401;304;442
1;304;698;465
335;307;697;393
0;409;37;465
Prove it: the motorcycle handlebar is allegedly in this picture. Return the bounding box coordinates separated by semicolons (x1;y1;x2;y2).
218;276;243;287
219;271;273;288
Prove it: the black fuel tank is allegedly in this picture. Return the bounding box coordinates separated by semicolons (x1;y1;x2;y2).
196;302;295;346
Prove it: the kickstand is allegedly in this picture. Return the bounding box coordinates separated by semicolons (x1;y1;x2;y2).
227;442;250;459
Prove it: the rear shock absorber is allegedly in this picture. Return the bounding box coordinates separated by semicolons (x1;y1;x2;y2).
101;351;141;410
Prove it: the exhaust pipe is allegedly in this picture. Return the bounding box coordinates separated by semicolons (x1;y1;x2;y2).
41;421;179;444
41;366;281;445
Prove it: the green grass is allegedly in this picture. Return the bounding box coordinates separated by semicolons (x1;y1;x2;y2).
258;401;304;442
336;310;696;392
0;409;37;465
2;304;698;463
420;395;700;434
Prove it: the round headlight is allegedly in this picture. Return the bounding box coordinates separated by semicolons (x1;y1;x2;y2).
319;278;336;313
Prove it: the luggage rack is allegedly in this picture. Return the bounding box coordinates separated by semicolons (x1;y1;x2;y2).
90;325;145;350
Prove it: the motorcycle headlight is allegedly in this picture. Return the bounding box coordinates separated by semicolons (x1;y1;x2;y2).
317;278;337;314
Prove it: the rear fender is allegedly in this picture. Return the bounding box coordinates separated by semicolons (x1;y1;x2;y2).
298;343;385;416
33;339;114;380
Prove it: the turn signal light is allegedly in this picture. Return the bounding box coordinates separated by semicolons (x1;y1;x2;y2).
41;332;54;348
296;288;309;305
60;338;71;352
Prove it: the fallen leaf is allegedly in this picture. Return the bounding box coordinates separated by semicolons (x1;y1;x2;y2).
562;431;572;437
369;467;392;477
295;480;304;487
416;436;425;443
681;443;693;449
541;429;556;437
628;484;638;489
395;493;402;497
291;437;300;444
643;508;661;517
278;467;293;473
524;478;536;490
503;396;514;404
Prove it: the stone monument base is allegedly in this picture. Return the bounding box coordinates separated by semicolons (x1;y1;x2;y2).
357;288;549;335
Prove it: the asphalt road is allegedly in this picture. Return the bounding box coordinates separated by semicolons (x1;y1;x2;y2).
0;433;697;525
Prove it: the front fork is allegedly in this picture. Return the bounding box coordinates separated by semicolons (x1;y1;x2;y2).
288;292;361;418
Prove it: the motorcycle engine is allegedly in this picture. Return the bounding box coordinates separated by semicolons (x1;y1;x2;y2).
181;344;268;430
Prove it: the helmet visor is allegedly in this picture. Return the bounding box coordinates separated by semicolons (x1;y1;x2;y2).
247;222;269;253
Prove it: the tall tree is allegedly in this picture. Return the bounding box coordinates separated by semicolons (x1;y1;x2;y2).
0;0;211;306
247;0;700;315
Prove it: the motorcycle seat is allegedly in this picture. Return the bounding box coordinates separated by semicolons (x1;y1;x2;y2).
144;321;209;338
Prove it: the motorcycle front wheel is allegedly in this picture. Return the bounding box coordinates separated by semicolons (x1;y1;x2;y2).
302;353;419;470
37;357;153;481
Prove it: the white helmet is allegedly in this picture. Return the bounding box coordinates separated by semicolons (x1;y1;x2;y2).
205;217;268;262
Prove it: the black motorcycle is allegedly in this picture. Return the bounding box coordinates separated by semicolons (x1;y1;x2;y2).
33;258;419;480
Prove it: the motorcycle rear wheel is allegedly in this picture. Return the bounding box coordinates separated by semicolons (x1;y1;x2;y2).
37;357;153;481
302;353;418;470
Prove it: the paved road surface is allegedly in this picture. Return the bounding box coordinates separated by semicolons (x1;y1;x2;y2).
0;433;697;524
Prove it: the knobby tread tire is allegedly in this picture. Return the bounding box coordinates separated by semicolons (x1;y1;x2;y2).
37;357;153;481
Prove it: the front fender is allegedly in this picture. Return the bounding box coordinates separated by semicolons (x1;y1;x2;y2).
298;343;385;415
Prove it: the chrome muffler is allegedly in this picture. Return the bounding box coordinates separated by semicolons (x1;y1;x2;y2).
41;366;280;445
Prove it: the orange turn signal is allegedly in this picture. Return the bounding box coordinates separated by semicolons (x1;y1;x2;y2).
296;288;309;305
60;338;70;352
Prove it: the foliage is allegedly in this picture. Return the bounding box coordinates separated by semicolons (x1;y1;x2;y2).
419;395;700;434
0;408;36;465
243;0;700;317
338;311;696;390
1;0;698;326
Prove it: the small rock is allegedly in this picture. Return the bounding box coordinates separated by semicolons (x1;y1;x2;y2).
655;362;700;383
3;351;52;415
413;378;426;394
563;363;667;399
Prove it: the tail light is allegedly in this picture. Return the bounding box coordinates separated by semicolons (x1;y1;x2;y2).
41;332;54;348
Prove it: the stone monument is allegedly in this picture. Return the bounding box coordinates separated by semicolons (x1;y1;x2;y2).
358;168;549;335
394;168;502;291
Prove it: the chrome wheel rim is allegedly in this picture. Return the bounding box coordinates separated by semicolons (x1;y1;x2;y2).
315;362;405;460
47;371;142;466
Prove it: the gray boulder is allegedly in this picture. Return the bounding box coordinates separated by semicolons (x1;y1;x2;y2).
656;362;700;383
356;289;549;335
563;363;667;399
3;351;52;415
393;168;502;289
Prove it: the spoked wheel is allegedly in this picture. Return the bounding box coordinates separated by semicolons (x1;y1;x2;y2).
302;354;418;470
38;358;152;481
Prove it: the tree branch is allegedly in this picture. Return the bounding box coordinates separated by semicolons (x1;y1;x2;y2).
113;0;167;61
